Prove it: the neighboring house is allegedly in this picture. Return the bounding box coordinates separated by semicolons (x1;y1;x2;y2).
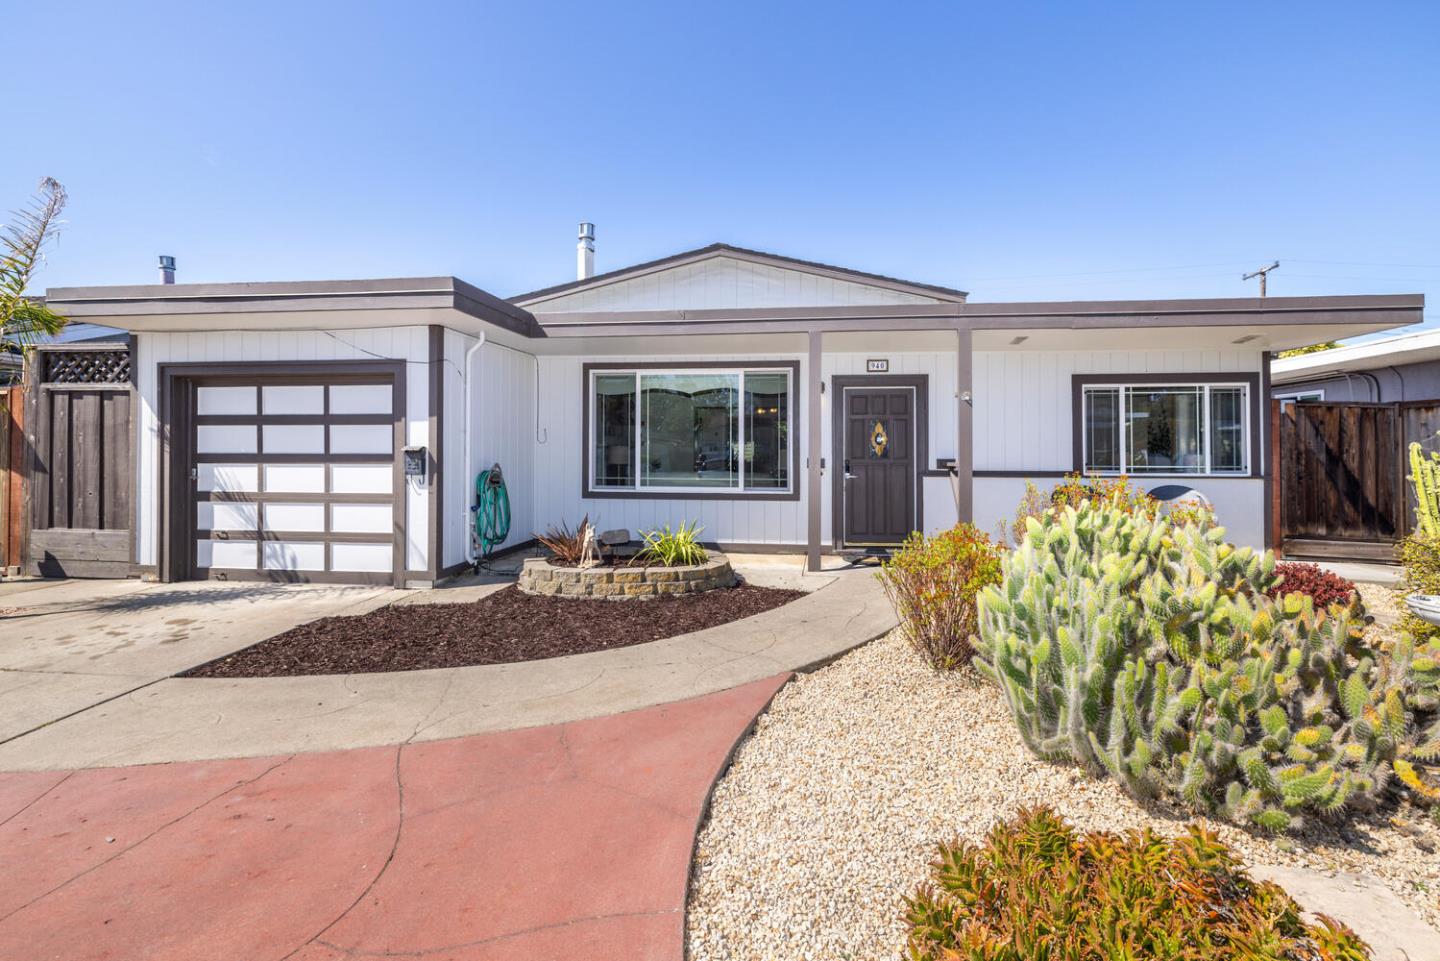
43;237;1423;587
1272;328;1440;403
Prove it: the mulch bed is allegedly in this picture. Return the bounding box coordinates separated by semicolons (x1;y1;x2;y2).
181;583;805;678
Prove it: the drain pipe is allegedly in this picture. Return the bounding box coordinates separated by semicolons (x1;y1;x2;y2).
462;333;487;565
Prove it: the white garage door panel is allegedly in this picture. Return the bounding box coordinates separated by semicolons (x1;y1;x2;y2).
331;464;392;494
197;464;260;493
263;424;326;454
331;503;392;534
263;541;327;571
197;424;258;454
330;424;392;455
331;542;392;572
263;385;325;415
263;464;327;493
264;503;326;532
197;540;258;569
197;386;256;416
197;502;259;531
329;384;391;414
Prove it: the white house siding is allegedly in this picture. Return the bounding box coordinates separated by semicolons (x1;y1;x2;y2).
970;347;1267;548
134;327;433;571
525;255;945;312
463;340;538;559
533;352;810;547
442;329;473;570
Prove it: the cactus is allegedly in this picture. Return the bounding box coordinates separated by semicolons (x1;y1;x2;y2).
1410;441;1440;536
976;500;1440;832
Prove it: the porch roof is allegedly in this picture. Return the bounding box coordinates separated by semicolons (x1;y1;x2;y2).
43;278;1422;355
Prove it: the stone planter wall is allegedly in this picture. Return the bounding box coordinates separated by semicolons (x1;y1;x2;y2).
517;554;736;599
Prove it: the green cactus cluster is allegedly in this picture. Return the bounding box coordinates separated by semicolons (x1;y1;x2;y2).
975;502;1440;832
1410;441;1440;537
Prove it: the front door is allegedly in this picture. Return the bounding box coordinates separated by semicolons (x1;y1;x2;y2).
840;385;916;546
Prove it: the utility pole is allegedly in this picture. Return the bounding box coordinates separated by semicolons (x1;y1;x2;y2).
1242;261;1280;297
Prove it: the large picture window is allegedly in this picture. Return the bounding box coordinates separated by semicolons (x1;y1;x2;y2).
1082;382;1249;475
589;366;793;494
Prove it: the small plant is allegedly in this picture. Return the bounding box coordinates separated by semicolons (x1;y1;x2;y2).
905;806;1373;961
636;521;708;567
1410;441;1440;537
877;524;1003;670
536;515;595;566
1266;561;1359;612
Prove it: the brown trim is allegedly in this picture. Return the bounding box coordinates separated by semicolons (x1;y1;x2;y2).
197;530;392;543
955;327;973;524
1260;350;1274;549
156;360;407;588
972;470;1263;481
195;414;391;425
427;325;444;582
196;567;396;586
578;360;802;502
805;334;823;572
199;491;394;504
1069;372;1264;478
830;374;929;550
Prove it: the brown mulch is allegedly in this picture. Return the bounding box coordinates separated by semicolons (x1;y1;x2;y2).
181;583;805;678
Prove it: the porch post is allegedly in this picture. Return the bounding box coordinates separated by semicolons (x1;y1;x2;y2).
955;326;973;524
806;330;824;572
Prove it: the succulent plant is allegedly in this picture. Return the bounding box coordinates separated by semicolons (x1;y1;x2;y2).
975;501;1440;831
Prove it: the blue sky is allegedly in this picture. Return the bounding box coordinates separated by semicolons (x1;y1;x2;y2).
6;1;1437;326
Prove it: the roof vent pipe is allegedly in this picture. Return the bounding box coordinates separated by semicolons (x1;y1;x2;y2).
577;222;595;280
158;255;176;285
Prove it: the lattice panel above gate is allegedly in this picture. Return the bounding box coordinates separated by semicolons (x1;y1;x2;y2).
42;349;131;384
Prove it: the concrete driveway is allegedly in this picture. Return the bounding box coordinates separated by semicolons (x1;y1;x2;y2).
0;579;397;748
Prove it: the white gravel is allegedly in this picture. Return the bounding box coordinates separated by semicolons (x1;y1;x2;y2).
687;617;1440;961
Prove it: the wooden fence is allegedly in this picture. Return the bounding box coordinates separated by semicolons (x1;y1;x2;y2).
0;386;23;572
1276;399;1440;561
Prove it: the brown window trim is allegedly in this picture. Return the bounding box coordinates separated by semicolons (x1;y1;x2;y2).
1070;372;1264;479
580;360;801;502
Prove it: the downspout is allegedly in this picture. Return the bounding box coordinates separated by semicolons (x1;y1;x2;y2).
462;333;486;565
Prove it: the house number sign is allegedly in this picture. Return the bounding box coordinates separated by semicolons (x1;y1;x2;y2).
866;358;889;373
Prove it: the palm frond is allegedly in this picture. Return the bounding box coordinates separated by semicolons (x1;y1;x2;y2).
0;177;68;351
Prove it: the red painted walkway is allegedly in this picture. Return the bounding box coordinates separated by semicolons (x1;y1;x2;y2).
0;675;787;961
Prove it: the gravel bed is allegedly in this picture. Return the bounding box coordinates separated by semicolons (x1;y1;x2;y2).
688;623;1440;960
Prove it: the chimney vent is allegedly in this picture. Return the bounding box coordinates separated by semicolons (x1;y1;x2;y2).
158;255;177;285
577;222;595;280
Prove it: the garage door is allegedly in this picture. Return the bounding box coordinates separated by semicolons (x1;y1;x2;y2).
190;376;403;585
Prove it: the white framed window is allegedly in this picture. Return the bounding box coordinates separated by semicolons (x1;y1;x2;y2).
588;366;793;495
1277;389;1325;409
1081;382;1250;475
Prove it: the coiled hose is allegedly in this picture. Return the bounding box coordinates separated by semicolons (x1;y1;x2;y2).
473;464;512;569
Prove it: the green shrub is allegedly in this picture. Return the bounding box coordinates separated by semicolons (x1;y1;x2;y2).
1398;531;1440;642
904;806;1372;961
635;521;708;567
975;501;1440;831
878;524;1003;670
1008;473;1214;546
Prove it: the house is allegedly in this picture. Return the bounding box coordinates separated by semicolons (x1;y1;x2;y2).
42;232;1423;587
1272;328;1440;404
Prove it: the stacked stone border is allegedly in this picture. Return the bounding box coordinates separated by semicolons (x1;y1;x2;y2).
517;554;737;599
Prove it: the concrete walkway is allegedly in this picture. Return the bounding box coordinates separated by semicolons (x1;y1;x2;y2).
0;579;397;749
0;675;787;961
0;565;893;771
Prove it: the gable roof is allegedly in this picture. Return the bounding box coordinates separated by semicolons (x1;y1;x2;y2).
508;242;969;306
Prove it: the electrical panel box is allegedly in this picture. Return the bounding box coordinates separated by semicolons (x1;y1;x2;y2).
402;446;428;479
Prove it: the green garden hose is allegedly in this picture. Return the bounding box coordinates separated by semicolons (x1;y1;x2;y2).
473;464;512;566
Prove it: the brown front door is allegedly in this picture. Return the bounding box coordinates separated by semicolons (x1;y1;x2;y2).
841;386;916;546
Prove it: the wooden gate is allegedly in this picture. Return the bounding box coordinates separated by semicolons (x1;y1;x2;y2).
25;345;135;577
0;386;24;572
1276;400;1405;561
